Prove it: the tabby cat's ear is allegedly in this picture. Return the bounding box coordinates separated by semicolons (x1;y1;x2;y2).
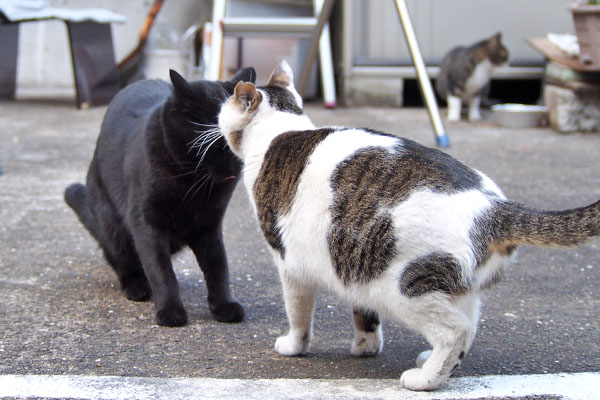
266;60;294;88
491;32;502;43
170;69;195;101
233;81;262;112
231;67;257;84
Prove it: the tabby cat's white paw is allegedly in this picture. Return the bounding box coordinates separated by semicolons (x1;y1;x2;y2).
274;333;309;356
400;367;445;391
351;330;382;357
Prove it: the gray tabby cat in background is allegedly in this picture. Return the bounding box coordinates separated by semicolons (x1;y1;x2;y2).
436;33;509;121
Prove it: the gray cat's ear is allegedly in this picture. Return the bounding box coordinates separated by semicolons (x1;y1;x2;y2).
233;81;262;111
231;67;257;84
266;60;294;88
170;69;195;100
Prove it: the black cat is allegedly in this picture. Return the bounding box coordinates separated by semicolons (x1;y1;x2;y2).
64;68;255;327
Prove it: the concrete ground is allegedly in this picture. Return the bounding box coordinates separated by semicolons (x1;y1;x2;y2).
0;97;599;398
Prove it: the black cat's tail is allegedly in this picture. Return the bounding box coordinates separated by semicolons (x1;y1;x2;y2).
64;183;100;240
492;199;600;248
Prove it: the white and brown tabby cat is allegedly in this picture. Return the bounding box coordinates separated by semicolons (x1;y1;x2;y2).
218;61;599;391
436;33;509;121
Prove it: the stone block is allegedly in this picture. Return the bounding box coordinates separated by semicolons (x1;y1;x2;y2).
544;83;600;133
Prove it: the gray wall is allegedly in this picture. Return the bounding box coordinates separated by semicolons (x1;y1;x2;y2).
342;0;578;106
351;0;575;65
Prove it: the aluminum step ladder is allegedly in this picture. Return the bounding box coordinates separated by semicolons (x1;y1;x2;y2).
206;0;337;108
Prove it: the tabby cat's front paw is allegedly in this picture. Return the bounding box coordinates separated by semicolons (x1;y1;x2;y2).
210;301;245;323
274;332;310;356
156;304;188;327
400;367;445;391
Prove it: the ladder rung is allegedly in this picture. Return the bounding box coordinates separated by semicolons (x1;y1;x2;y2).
221;17;317;35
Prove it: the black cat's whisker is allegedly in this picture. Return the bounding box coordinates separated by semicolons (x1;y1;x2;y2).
189;125;220;137
188;130;221;155
170;161;198;166
189;127;222;147
206;179;215;198
192;134;220;158
188;124;219;138
188;120;218;128
191;134;211;152
199;174;216;198
192;129;221;152
198;129;222;143
189;131;210;148
170;169;202;179
196;135;222;168
184;171;214;201
183;175;206;200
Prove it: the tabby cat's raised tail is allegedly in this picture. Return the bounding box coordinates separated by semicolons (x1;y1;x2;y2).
490;199;600;248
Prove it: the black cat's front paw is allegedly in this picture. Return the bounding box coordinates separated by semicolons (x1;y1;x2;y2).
210;301;245;323
121;279;152;302
156;304;188;327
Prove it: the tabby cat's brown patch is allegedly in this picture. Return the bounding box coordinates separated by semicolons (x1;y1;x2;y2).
253;128;336;257
328;136;482;285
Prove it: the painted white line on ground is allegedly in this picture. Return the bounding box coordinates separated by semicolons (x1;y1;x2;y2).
0;372;599;400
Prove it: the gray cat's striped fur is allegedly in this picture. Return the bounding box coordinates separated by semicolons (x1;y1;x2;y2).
436;33;509;121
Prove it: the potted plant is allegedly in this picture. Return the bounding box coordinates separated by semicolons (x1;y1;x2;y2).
569;1;600;64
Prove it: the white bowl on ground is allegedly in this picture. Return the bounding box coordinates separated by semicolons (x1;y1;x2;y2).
491;103;549;128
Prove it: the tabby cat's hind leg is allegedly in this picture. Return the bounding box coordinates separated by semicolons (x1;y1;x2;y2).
351;307;382;356
400;294;479;391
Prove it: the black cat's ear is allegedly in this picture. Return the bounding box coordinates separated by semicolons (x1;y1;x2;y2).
266;60;294;88
170;69;195;100
230;67;257;84
233;81;261;112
